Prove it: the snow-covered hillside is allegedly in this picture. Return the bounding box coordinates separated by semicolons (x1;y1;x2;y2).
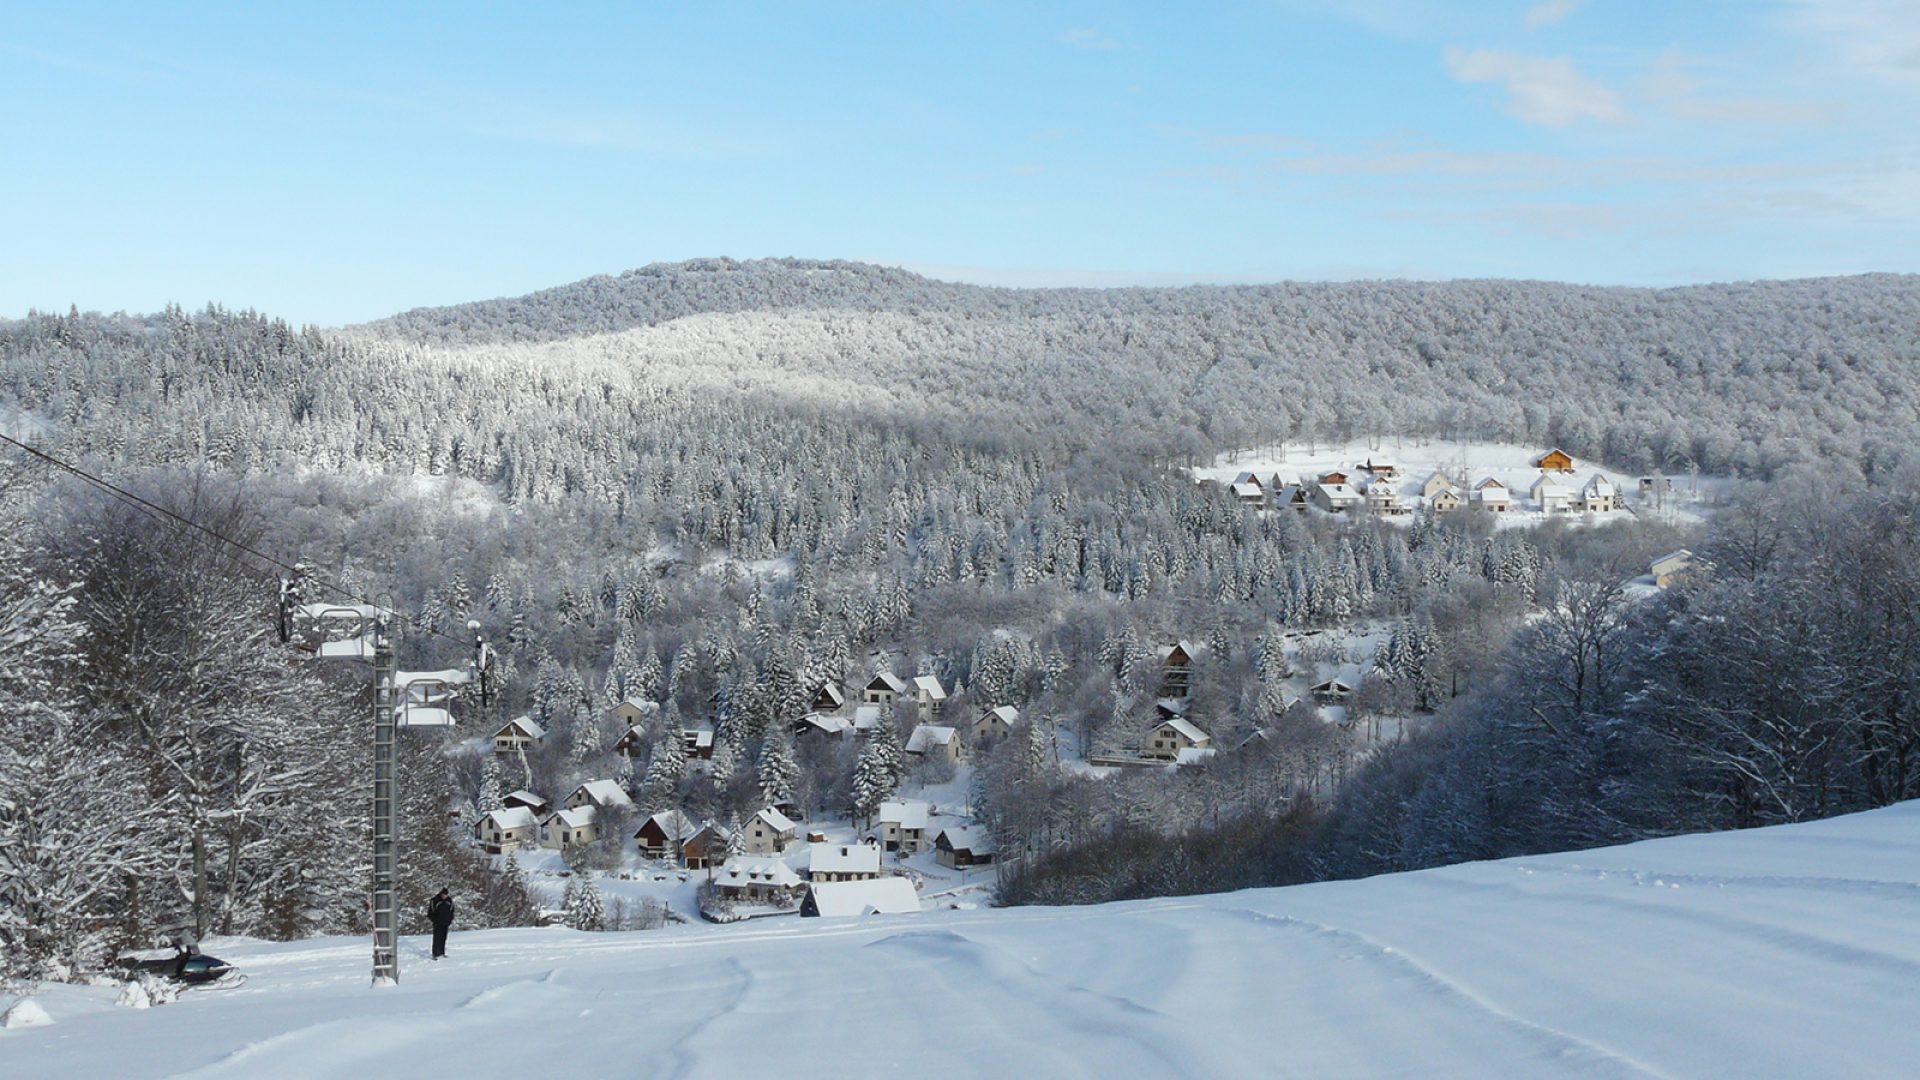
9;802;1919;1078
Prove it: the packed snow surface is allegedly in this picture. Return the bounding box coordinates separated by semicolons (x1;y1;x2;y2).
8;802;1920;1078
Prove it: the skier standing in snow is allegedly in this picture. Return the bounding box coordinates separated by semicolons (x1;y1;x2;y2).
428;889;455;960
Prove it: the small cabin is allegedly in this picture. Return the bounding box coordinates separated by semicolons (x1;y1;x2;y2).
612;697;655;728
1582;475;1622;512
681;727;715;761
492;716;545;756
1429;488;1464;514
501;790;550;817
935;827;997;869
1473;478;1511;512
1530;475;1571;513
973;704;1019;742
1365;459;1399;479
611;724;648;758
1311;678;1354;704
682;823;732;870
1536;449;1576;473
1313;483;1362;513
810;683;846;714
1419;471;1456;499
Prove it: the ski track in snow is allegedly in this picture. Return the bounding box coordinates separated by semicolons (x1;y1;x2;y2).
8;802;1920;1079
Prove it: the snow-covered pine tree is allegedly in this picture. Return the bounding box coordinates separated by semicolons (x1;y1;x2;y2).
561;874;605;931
757;731;798;807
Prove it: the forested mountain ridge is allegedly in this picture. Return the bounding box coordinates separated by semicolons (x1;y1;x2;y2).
351;259;1920;478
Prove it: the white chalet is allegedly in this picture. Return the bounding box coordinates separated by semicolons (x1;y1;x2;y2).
911;675;947;722
476;806;539;854
742;806;798;855
1582;474;1623;512
542;805;599;849
874;800;932;853
810;682;846;714
1419;471;1456;499
1142;717;1211;763
1429;487;1464;514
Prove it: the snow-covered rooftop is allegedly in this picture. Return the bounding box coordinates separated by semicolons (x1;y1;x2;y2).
912;675;947;700
755;806;797;833
866;672;908;694
806;877;921;917
1157;717;1210;744
877;800;931;830
906;725;957;753
807;843;881;876
571;779;633;809
481;807;538;831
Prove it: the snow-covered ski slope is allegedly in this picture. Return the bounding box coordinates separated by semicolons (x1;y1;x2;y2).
11;801;1920;1079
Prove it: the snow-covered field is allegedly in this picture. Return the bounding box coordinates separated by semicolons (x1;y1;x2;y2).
9;800;1919;1078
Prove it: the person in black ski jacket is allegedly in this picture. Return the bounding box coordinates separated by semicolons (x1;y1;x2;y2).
428;889;455;960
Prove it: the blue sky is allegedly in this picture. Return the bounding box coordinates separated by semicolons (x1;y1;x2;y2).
3;1;1917;324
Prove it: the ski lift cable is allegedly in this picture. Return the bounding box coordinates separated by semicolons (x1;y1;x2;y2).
0;431;481;650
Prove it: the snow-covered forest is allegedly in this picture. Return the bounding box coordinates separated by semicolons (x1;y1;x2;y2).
4;258;1920;984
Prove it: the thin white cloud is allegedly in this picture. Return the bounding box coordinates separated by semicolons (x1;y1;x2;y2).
1778;0;1920;84
1058;28;1123;51
1632;51;1839;126
1524;0;1585;29
1444;46;1628;126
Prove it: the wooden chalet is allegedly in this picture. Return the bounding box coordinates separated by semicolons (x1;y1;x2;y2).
492;716;545;755
935;826;997;869
635;810;701;861
1536;448;1576;473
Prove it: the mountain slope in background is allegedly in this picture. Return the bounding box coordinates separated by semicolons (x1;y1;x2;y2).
9;799;1919;1078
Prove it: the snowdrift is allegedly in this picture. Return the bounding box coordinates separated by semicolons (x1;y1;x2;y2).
7;801;1920;1078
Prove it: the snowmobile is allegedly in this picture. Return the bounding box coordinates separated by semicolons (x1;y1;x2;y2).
116;940;246;990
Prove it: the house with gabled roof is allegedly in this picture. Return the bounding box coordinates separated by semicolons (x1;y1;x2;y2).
905;723;960;763
541;805;599;849
849;705;887;739
1365;458;1400;479
1530;474;1571;513
712;856;804;905
863;672;908;706
973;704;1019;742
911;674;947;723
874;800;932;853
1429;487;1464;514
1473;478;1511;512
564;779;634;812
801;877;921;918
1420;471;1456;499
794;711;853;740
476;806;539;854
635;810;701;861
742;806;798;855
1311;678;1354;704
1536;448;1576;473
807;842;882;882
682;823;732;870
1142;717;1211;762
1582;474;1622;512
810;682;846;714
492;716;545;756
1313;482;1362;513
501;790;550;817
611;724;648;758
1275;483;1310;512
612;697;656;728
934;826;997;868
1157;640;1195;697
